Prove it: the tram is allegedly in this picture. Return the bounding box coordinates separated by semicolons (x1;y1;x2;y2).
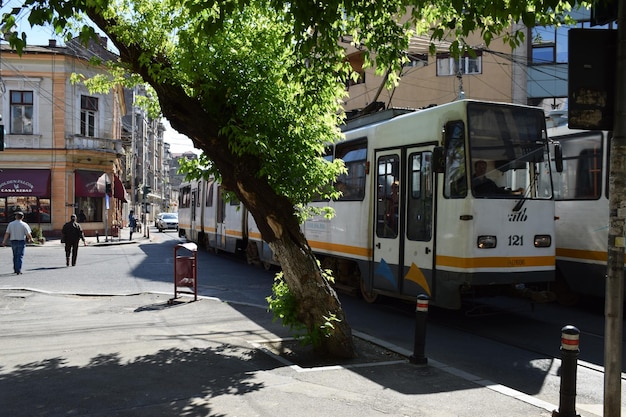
179;99;558;309
547;118;612;299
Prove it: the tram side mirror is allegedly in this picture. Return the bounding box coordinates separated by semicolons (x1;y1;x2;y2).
432;146;445;173
554;143;564;173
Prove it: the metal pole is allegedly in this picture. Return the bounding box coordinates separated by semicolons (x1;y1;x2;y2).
131;88;136;213
409;294;429;365
553;325;580;417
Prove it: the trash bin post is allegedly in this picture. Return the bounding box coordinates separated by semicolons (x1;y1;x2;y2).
169;242;198;304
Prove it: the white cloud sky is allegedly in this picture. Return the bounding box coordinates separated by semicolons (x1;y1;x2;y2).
162;120;202;155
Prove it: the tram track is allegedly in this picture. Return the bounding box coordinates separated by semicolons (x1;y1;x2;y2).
366;294;626;380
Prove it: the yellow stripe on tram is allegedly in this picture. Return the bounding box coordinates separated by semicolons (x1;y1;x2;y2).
436;255;555;269
307;240;372;258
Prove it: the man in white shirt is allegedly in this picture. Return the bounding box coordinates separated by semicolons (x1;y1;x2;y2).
2;211;33;275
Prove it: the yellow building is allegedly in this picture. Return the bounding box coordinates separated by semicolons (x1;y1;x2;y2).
342;32;525;113
0;38;127;238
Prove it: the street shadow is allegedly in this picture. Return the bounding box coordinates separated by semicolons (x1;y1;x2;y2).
0;343;275;417
29;266;68;271
133;298;191;312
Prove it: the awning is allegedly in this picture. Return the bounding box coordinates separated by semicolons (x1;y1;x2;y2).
75;170;108;197
0;169;51;197
113;175;128;202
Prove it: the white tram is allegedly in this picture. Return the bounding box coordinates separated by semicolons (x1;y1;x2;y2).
547;119;613;299
179;99;557;309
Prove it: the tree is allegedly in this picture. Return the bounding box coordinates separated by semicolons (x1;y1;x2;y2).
2;0;588;360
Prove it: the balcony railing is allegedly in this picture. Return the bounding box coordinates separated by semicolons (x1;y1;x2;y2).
4;134;43;148
65;134;125;154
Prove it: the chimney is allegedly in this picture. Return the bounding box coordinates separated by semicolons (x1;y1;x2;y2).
48;39;56;47
100;37;108;48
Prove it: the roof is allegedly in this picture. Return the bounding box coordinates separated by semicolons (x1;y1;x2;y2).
0;36;118;62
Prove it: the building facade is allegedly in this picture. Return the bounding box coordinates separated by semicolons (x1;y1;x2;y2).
526;7;617;116
341;32;524;115
0;38;128;238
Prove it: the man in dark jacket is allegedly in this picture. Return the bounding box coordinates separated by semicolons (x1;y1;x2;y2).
62;214;86;266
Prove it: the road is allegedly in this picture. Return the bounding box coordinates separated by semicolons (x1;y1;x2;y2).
1;227;624;416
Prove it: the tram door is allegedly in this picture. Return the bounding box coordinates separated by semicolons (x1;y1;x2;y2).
401;148;435;298
216;186;227;249
372;150;402;293
372;147;435;297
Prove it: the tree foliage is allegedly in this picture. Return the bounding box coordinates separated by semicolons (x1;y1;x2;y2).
1;0;594;359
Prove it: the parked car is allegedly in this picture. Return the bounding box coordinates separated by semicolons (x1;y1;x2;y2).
156;212;178;232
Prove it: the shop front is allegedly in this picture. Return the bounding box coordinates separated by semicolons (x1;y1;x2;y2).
0;169;52;225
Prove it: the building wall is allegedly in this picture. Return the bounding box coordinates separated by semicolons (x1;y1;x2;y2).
342;33;516;113
0;43;126;238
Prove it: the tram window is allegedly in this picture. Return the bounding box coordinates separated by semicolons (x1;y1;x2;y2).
180;186;191;208
407;152;433;241
575;149;602;198
206;182;214;207
376;154;400;238
443;121;467;198
553;133;603;200
336;139;367;201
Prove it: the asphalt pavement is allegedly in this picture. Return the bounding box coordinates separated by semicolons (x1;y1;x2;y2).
0;227;575;416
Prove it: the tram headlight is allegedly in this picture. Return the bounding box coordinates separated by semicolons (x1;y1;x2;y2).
477;235;497;249
534;235;552;247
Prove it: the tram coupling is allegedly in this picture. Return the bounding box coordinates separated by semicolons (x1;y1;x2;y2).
513;283;557;303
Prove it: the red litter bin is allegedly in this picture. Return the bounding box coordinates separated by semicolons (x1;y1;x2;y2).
169;242;198;303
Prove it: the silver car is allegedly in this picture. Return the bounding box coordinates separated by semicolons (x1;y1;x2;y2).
156;212;178;232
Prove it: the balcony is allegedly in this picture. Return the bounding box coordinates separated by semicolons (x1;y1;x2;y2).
4;134;43;148
65;134;125;155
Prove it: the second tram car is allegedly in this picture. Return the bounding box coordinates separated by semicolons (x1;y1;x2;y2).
548;118;613;300
179;99;557;309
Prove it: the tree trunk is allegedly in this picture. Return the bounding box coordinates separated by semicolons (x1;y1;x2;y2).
231;173;356;359
84;11;357;359
269;235;356;358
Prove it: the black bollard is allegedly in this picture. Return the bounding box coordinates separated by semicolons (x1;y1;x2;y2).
409;294;429;365
95;231;100;243
552;325;580;417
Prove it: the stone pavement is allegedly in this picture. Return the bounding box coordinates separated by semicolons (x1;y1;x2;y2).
0;226;576;416
0;287;564;417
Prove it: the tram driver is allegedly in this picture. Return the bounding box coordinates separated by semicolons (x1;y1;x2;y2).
472;160;522;196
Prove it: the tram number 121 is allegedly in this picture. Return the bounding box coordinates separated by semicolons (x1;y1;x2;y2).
508;235;524;246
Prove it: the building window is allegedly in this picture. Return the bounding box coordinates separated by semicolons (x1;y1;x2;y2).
0;197;51;224
436;53;482;76
80;95;98;137
10;90;33;134
76;197;103;222
405;53;428;68
345;51;366;88
530;14;614;65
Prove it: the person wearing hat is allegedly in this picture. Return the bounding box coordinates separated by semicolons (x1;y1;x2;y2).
61;213;86;267
1;210;33;275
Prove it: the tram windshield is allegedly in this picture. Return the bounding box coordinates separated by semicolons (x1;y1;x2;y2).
447;102;553;199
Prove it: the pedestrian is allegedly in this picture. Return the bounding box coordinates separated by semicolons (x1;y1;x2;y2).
129;210;137;240
1;211;33;275
77;209;87;223
61;213;86;267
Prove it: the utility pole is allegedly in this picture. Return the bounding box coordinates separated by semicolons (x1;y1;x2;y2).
130;87;136;215
605;0;625;414
142;113;148;237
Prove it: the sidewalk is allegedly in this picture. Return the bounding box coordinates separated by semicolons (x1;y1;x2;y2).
61;223;151;246
0;287;560;417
